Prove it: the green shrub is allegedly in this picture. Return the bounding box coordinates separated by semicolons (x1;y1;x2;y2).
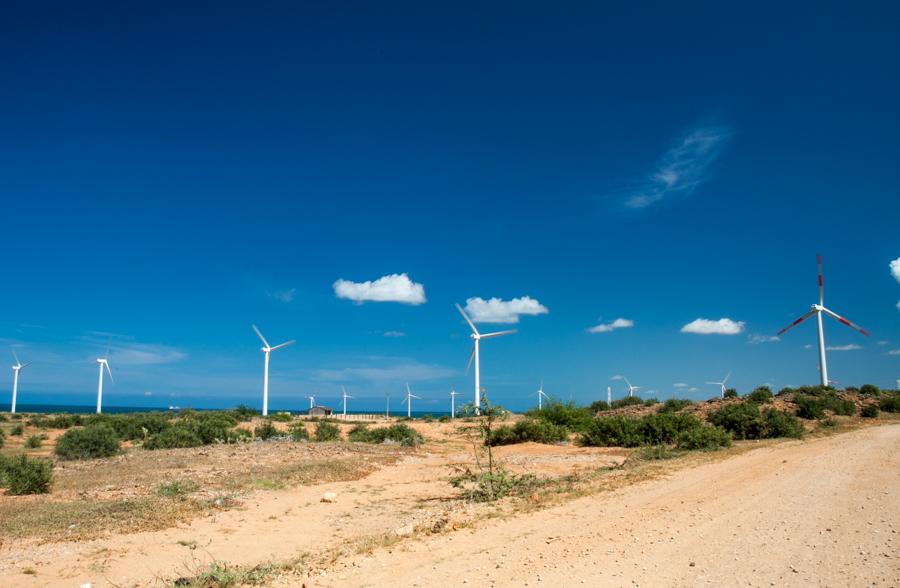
640;413;705;445
637;445;683;460
821;418;838;428
84;413;173;441
709;403;764;439
861;404;879;418
795;393;855;418
761;409;804;438
525;401;593;432
313;421;341;442
794;395;825;419
347;424;374;443
643;398;659;406
422;414;434;422
723;388;738;399
486;425;518;446
26;414;48;428
179;413;236;444
859;384;881;396
879;394;900;413
0;455;53;495
227;427;252;443
438;415;450;422
610;396;644;409
578;416;644;447
55;425;121;460
288;422;309;441
659;398;693;413
746;386;774;404
11;424;24;436
24;434;43;449
143;426;203;450
349;424;423;446
46;414;85;429
588;400;610;412
512;418;568;444
268;412;293;422
229;404;258;422
156;479;199;498
0;413;7;421
0;429;5;449
676;425;732;450
254;421;279;440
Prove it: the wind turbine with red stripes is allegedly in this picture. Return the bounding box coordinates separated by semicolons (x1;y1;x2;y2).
776;255;869;386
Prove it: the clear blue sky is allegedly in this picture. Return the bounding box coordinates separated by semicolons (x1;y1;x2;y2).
2;2;899;412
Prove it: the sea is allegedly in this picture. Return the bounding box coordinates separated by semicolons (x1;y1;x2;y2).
0;403;453;418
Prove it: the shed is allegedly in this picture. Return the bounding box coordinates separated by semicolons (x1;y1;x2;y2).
308;406;333;417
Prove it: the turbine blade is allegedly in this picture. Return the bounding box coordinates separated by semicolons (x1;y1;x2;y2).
270;340;295;351
455;303;479;336
252;324;270;348
410;394;421;399
104;336;111;360
11;348;20;365
623;376;632;388
480;329;517;339
20;362;32;369
776;309;817;336
723;371;731;384
406;383;411;394
817;254;824;306
465;346;475;375
401;396;408;405
820;307;870;336
105;362;114;383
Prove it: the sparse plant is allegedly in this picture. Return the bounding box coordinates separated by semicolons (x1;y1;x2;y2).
268;412;293;422
859;384;881;396
24;434;43;449
861;404;879;418
0;428;5;449
526;400;593;432
708;403;763;439
156;479;199;498
11;423;24;436
658;398;693;413
254;421;279;440
637;445;684;460
610;396;644;409
761;409;804;438
0;454;53;495
643;397;659;406
675;425;732;450
589;399;610;412
313;421;341;442
143;426;203;450
288;422;309;441
55;424;121;460
746;386;774;403
723;388;738;399
227;427;252;443
879;393;900;413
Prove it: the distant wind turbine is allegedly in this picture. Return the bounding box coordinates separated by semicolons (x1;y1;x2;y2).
456;303;516;414
776;255;869;386
385;392;391;418
622;376;641;397
95;342;113;414
450;389;460;418
307;395;316;410
341;386;354;417
531;379;550;410
10;349;31;414
402;383;420;418
706;372;732;399
252;324;295;417
607;386;612;407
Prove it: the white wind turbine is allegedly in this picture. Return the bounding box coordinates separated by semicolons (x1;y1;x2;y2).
95;343;113;414
776;255;869;386
341;386;354;417
10;350;32;414
252;324;295;417
307;395;316;410
385;392;391;418
402;383;420;418
622;376;641;397
450;389;460;418
531;379;551;410
706;372;732;399
456;303;516;414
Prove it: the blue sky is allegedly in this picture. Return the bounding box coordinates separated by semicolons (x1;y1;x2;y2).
1;2;899;411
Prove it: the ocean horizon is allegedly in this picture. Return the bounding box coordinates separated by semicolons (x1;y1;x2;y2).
0;402;455;417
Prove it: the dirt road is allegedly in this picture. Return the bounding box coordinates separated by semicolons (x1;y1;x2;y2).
301;424;900;588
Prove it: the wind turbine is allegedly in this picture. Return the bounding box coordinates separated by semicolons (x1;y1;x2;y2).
402;383;420;418
706;372;732;399
252;324;295;417
450;389;460;418
95;343;113;414
776;255;869;386
385;392;391;418
307;395;316;410
531;379;550;410
10;350;31;414
622;376;641;397
341;386;354;417
607;386;612;406
456;303;516;414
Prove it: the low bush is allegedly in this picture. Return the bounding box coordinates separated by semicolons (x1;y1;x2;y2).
144;426;203;450
156;479;200;498
578;416;643;447
85;412;174;441
658;398;693;413
227;427;252;443
268;412;293;422
860;404;878;418
643;398;659;406
859;384;881;396
438;415;450;422
579;412;714;448
450;467;541;502
348;424;424;446
24;434;43;449
46;414;85;429
724;388;738;399
795;393;855;419
610;396;644;409
254;421;279;440
708;403;764;440
229;404;258;422
486;425;518;446
879;394;900;413
55;424;121;460
821;418;838;428
794;395;825;419
0;455;53;495
761;409;804;438
746;386;774;404
637;445;684;460
288;422;309;441
11;424;24;436
588;399;610;412
313;421;341;442
525;401;593;432
0;429;5;449
512;418;568;444
675;425;732;450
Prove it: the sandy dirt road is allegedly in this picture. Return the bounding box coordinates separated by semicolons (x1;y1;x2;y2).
298;424;900;588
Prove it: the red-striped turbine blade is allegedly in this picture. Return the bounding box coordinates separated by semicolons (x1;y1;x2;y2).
817;255;824;305
821;307;869;336
776;309;817;336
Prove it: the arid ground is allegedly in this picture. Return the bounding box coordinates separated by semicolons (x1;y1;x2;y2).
1;417;898;587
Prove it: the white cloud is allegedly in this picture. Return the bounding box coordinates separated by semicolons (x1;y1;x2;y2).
804;344;814;349
144;391;153;397
877;340;889;346
464;296;549;324
888;349;900;356
688;387;701;393
681;318;745;335
108;342;187;366
271;288;296;303
826;344;862;351
314;360;455;383
333;273;426;305
610;375;624;381
890;257;900;284
747;334;780;344
896;300;900;312
587;317;634;334
625;126;729;209
674;383;689;389
383;331;406;338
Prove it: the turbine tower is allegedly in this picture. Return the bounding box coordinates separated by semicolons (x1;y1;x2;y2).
607;386;612;406
531;379;550;410
456;303;516;414
385;392;391;418
95;343;113;414
706;372;732;399
450;389;459;418
10;350;31;414
402;383;420;418
252;324;295;417
307;395;316;410
341;386;354;417
776;255;869;386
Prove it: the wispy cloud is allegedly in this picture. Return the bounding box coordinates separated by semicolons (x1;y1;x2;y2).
673;383;689;389
587;318;634;334
108;342;188;366
383;330;406;338
681;318;745;335
314;359;455;383
625;126;730;209
333;273;426;305
747;334;780;344
270;288;296;303
464;296;548;324
826;344;862;351
890;257;900;283
887;349;900;356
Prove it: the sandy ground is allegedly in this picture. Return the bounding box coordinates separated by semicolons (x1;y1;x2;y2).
295;424;900;588
1;423;897;587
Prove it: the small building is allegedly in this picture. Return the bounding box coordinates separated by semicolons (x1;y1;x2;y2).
308;406;333;417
